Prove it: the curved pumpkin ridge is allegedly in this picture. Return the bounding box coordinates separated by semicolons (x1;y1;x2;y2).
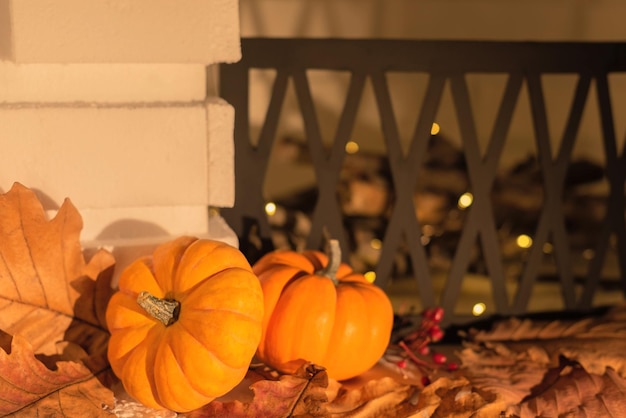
300;250;327;272
178;267;264;321
300;249;355;279
152;331;215;412
107;323;154;375
117;258;164;299
336;271;369;284
105;291;154;331
263;274;337;373
253;250;317;277
175;316;246;372
167;322;247;397
321;284;370;379
323;283;392;380
335;263;354;279
173;240;252;294
151;235;197;295
180;307;262;369
255;265;310;360
121;326;164;410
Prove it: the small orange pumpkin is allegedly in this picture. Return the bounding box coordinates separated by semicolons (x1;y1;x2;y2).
106;236;264;412
253;240;394;381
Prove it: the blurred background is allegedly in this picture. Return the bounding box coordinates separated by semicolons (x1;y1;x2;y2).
220;0;626;321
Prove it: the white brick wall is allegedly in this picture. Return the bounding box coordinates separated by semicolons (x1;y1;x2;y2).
0;0;242;271
2;0;241;63
0;105;211;209
0;62;207;103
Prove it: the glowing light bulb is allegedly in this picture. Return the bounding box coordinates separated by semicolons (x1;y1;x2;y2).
472;302;486;316
345;141;360;154
370;238;382;250
264;202;277;216
457;192;474;209
431;123;441;135
364;271;376;283
516;234;533;249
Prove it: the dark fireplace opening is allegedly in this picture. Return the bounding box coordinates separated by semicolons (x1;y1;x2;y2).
221;39;626;324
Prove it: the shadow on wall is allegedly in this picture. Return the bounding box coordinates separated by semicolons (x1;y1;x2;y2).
0;1;13;60
96;219;170;241
0;184;171;286
92;219;171;287
36;188;61;211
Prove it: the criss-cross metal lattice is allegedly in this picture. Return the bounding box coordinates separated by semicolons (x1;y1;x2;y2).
220;39;626;323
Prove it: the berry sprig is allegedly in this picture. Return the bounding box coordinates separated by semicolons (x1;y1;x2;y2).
389;307;458;383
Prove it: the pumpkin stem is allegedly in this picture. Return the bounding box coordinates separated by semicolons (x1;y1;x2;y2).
137;291;181;326
317;239;341;285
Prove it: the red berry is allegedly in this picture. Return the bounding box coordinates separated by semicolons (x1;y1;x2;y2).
422;306;445;322
430;307;445;322
447;362;459;371
432;352;447;364
396;359;407;369
421;376;431;386
418;345;430;355
428;325;444;342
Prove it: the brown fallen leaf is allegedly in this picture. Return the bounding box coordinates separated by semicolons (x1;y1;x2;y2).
0;334;114;416
0;183;116;414
505;358;626;418
187;363;329;417
467;304;626;378
192;357;481;418
0;183;114;353
452;306;626;416
410;375;496;418
457;342;551;416
325;375;421;418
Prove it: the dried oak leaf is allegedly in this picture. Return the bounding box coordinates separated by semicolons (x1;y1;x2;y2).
325;376;421;418
0;334;114;417
457;342;551;416
505;358;626;418
467;304;626;379
411;375;495;418
186;363;329;418
0;183;116;414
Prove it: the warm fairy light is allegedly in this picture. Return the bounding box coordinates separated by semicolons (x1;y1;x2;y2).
472;302;486;316
364;271;376;283
516;234;533;249
345;141;360;154
543;242;553;254
431;122;441;135
370;238;382;250
457;192;474;209
264;202;277;216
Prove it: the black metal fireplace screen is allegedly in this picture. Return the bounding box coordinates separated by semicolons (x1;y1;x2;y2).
220;39;626;324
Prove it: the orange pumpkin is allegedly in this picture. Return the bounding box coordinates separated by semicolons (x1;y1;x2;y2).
253;240;394;381
106;236;264;412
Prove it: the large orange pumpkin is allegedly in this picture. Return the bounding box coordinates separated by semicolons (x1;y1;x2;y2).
253;240;394;381
106;236;264;412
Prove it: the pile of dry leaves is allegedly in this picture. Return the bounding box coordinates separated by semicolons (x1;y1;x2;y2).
1;182;625;417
